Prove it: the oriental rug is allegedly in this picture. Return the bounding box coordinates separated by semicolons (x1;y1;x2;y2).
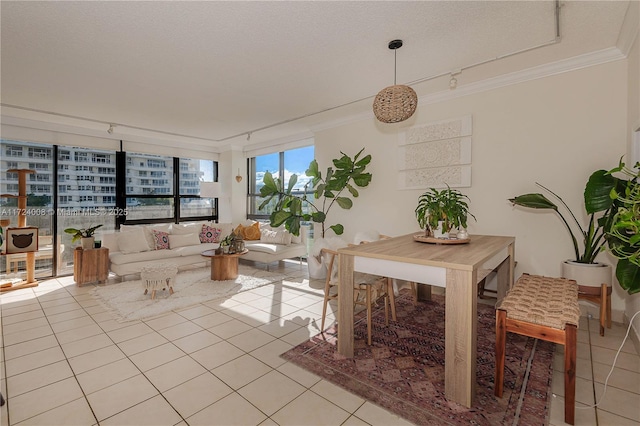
91;264;299;322
281;291;554;426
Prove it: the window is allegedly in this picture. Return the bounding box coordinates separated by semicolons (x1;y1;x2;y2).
28;147;52;159
6;145;22;157
74;151;89;162
248;145;314;219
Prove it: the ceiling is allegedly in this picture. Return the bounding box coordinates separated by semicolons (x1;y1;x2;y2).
0;1;634;152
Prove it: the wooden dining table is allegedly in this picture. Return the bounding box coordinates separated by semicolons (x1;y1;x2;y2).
337;233;515;408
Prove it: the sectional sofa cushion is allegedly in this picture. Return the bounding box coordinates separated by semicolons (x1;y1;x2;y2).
169;233;200;249
260;227;292;245
117;228;150;254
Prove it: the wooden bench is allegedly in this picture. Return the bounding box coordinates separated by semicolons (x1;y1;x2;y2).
495;273;581;425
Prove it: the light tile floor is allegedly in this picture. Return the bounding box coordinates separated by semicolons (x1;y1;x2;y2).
1;260;638;425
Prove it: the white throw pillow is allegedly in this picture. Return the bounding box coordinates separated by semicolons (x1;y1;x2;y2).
168;233;200;249
260;228;292;245
116;228;150;254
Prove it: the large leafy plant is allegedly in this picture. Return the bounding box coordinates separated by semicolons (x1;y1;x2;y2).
259;148;372;238
415;186;475;234
509;182;611;264
585;159;640;295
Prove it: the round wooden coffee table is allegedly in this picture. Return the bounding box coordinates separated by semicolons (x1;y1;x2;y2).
201;249;248;281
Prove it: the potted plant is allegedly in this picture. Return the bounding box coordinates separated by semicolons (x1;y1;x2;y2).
219;232;237;254
64;224;103;250
415;186;475;238
509;180;614;291
259;148;372;277
584;159;640;295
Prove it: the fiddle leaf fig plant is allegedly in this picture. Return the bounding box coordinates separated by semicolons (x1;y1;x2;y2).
259;148;372;238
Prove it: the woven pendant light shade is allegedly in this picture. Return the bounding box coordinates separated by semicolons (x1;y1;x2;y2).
372;84;418;123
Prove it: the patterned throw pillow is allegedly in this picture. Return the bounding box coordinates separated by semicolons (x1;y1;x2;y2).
235;222;261;240
200;224;222;243
152;229;170;250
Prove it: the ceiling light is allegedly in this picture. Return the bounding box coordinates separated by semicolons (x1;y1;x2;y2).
107;124;115;134
247;132;251;141
372;39;417;124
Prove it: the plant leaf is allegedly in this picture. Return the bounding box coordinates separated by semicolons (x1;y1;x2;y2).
585;169;616;213
330;224;344;235
509;193;558;210
336;197;353;209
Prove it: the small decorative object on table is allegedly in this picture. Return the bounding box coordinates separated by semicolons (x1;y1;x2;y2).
141;264;177;300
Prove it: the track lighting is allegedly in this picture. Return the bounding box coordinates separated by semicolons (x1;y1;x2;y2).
107;124;115;134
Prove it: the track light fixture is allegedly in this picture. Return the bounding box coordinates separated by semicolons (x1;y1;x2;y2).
247;132;252;141
107;124;115;134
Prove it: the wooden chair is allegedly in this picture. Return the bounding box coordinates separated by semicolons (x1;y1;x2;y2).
495;274;580;425
320;247;393;345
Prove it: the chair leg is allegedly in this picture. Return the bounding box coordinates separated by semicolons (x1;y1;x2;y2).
386;278;397;321
494;309;507;397
600;283;607;336
321;281;332;332
366;285;372;345
384;294;389;326
564;324;577;425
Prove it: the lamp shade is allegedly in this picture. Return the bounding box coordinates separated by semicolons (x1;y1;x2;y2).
200;182;222;198
372;84;418;123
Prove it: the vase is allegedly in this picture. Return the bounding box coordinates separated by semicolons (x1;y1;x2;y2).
81;236;94;250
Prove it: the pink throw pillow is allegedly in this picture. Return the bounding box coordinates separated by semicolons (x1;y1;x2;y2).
200;225;222;243
152;229;170;250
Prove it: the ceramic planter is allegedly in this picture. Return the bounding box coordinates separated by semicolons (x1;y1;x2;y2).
561;260;611;294
81;236;94;250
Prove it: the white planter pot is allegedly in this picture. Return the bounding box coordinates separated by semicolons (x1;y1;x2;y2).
432;221;448;239
561;260;611;292
81;237;94;250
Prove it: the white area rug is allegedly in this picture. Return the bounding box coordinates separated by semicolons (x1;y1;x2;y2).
91;264;292;322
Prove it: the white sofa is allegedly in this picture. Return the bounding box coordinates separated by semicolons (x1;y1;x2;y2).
101;221;308;277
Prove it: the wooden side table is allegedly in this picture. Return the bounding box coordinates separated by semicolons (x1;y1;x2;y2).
73;247;109;286
201;249;248;281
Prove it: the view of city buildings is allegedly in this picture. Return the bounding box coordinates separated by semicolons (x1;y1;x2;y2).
0;139;215;277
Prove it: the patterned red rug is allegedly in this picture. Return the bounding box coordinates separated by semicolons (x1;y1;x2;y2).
281;291;554;425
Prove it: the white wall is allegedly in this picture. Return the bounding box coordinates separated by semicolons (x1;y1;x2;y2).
314;60;629;319
625;10;640;348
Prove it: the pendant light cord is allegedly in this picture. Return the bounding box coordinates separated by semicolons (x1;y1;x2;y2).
394;49;397;85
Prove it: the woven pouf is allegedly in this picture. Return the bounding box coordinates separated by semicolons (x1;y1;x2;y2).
141;264;177;299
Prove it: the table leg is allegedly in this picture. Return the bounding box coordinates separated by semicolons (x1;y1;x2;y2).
445;268;477;408
337;253;355;357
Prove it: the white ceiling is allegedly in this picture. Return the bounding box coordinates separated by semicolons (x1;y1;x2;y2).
0;1;634;152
